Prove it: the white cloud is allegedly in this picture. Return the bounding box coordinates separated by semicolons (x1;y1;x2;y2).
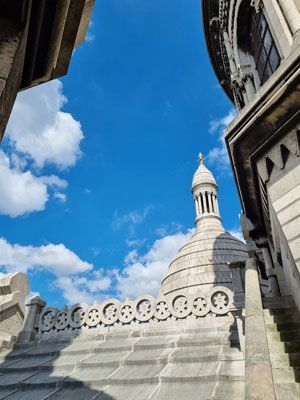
6;80;84;170
206;109;236;172
55;273;111;305
116;230;193;299
0;150;69;217
53;192;67;203
0;150;48;217
112;206;153;231
0;238;92;275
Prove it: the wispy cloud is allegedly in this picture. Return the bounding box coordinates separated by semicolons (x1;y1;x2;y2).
206;109;236;174
112;205;153;233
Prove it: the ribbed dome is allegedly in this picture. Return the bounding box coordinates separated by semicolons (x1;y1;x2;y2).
160;227;247;297
192;157;216;189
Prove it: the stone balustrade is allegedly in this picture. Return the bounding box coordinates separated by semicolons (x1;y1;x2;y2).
36;286;234;336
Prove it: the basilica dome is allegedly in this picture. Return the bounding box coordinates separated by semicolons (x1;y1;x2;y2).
160;154;247;297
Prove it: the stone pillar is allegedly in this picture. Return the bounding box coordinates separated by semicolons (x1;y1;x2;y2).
245;257;276;400
208;192;213;213
194;197;199;217
214;195;219;214
198;196;203;214
202;192;208;213
17;295;46;343
278;0;300;34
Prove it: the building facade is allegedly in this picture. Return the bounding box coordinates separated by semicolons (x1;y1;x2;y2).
202;1;300;398
202;0;300;310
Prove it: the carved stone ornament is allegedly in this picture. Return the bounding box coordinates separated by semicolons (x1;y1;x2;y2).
55;308;69;330
169;294;192;319
154;297;171;320
39;307;58;332
192;294;211;317
68;303;88;328
119;300;135;324
101;299;120;325
210;286;233;315
86;304;103;327
135;295;155;322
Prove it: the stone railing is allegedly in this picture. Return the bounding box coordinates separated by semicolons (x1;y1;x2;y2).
36;286;234;336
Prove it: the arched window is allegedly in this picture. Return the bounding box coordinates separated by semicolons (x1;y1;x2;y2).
250;10;281;85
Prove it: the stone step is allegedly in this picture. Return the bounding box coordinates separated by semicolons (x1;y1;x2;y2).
263;295;294;307
53;384;156;400
264;309;300;324
268;340;300;354
0;387;57;400
270;353;300;368
274;383;300;400
160;361;244;383
266;322;300;333
152;381;244;400
267;330;300;342
9;359;245;390
272;367;300;384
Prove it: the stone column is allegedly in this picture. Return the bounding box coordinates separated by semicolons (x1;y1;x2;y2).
245;257;276;400
194;197;199;217
208;192;213;213
214;195;219;214
278;0;300;35
198;195;203;214
202;192;208;213
17;295;46;343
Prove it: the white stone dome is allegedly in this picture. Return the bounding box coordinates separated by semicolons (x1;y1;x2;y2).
160;227;247;297
160;152;247;298
192;162;216;189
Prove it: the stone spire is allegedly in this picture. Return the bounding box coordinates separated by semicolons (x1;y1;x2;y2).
192;153;223;232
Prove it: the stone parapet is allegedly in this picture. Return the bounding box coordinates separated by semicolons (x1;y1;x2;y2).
34;286;239;340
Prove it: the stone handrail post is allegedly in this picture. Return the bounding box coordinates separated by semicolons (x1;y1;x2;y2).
245;256;276;400
18;295;46;343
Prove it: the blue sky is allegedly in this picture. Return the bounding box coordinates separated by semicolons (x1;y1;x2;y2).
0;0;242;307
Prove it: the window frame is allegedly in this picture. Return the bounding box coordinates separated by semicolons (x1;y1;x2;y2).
249;10;281;85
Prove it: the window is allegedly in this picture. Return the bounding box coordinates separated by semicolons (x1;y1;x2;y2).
250;11;280;85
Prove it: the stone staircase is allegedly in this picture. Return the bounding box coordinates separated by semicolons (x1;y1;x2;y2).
0;317;244;400
263;296;300;400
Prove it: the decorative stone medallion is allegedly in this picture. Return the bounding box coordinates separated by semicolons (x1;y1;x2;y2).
55;308;69;330
210;286;232;315
169;294;192;318
192;295;211;317
68;303;88;328
101;299;120;325
86;304;102;327
39;307;58;332
135;295;155;322
119;300;135;324
154;298;171;320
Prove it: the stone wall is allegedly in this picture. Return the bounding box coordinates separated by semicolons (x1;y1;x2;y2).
0;272;29;348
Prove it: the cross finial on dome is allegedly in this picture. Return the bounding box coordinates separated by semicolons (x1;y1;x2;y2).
197;153;204;165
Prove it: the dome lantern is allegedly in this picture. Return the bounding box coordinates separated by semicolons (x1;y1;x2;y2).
192;153;222;231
